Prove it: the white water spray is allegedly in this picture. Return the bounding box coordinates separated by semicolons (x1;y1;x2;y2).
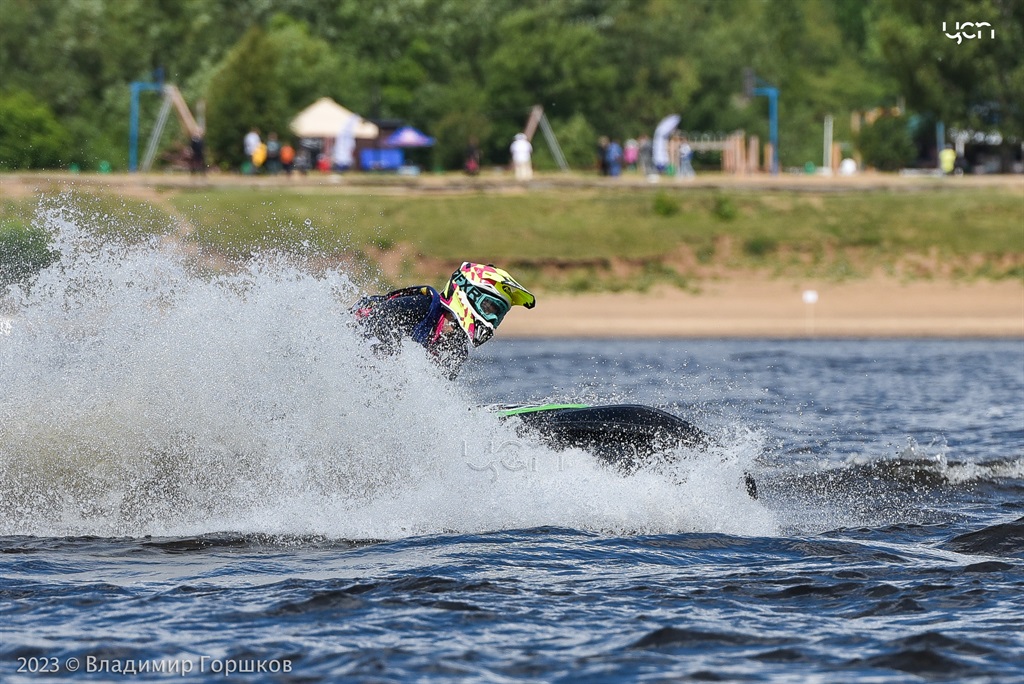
0;201;774;538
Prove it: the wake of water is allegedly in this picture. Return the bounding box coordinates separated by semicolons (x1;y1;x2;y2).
0;200;770;539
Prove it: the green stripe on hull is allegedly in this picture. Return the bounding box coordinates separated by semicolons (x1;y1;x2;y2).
496;403;591;417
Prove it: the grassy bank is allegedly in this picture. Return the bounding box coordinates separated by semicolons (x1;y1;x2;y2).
2;176;1022;292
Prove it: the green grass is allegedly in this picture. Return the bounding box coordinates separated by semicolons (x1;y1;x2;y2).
1;190;175;242
0;219;59;288
2;181;1021;290
167;186;1021;255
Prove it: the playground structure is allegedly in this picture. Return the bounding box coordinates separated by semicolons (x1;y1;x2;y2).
523;105;569;171
742;68;779;175
129;80;202;172
524;106;775;176
669;131;784;175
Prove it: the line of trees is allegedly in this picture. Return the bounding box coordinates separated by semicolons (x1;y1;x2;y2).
0;0;1020;172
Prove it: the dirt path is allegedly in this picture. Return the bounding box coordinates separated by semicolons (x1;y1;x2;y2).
4;169;1023;195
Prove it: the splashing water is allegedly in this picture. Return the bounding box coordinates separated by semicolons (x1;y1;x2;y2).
0;202;773;539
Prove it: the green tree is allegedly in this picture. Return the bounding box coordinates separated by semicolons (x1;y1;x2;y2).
205;26;290;168
264;14;366;114
484;5;616;160
0;90;71;169
432;83;493;171
9;0;1010;175
857;114;915;170
870;0;1024;138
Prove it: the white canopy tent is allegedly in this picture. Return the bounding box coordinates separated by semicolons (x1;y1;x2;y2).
290;97;379;139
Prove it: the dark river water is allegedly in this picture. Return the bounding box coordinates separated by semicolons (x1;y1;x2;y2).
1;211;1022;682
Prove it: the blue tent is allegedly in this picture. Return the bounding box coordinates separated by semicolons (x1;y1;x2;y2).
386;126;435;147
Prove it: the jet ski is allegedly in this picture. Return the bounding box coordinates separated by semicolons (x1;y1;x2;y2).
492;403;757;499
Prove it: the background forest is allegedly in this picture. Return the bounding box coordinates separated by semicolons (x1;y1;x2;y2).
0;0;1021;172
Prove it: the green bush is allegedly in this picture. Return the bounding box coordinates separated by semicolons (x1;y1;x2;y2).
0;90;71;170
653;191;680;217
857;115;916;171
713;195;738;221
0;221;58;288
434;106;493;171
743;234;778;257
551;113;599;171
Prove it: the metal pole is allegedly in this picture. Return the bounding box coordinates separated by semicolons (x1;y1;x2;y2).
823;115;833;171
129;83;141;172
754;85;779;175
128;81;164;173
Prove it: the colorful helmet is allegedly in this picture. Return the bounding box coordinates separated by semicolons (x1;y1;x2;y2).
440;262;535;346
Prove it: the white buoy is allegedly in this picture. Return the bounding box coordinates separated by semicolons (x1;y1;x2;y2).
802;290;818;336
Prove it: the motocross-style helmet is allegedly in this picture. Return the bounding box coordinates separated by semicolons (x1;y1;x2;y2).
440;262;536;346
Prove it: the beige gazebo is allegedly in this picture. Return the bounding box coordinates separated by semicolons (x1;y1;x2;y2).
290;97;379;139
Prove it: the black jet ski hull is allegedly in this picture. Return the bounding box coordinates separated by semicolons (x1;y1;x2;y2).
494;403;757;498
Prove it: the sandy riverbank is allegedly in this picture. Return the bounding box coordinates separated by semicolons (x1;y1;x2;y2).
500;279;1024;338
3;172;1021;338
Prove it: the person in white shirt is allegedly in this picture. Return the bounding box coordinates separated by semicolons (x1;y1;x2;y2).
243;128;261;162
510;133;533;181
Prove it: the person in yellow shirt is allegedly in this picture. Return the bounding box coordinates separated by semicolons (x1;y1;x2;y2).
939;144;956;175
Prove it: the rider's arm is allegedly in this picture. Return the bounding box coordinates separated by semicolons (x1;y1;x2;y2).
356;295;431;355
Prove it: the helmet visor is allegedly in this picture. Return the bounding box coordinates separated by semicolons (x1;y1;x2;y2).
473;292;511;327
450;271;512;327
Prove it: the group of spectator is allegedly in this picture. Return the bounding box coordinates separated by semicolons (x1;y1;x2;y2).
503;129;696;182
225;127;697;180
597;134;694;178
243;127;301;175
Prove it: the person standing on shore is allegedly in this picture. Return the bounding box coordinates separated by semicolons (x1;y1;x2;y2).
597;136;610;175
266;132;282;175
189;132;205;176
638;135;654;177
243;127;261;173
280;140;295;176
465;137;481;175
940;144;956;175
606;139;623;177
678;138;695;178
510;133;533;181
624;138;639;172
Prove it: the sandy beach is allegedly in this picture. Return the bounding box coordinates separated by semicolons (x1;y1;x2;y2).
500;279;1024;338
3;172;1022;338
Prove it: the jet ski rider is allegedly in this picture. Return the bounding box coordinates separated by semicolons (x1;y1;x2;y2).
352;262;536;379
